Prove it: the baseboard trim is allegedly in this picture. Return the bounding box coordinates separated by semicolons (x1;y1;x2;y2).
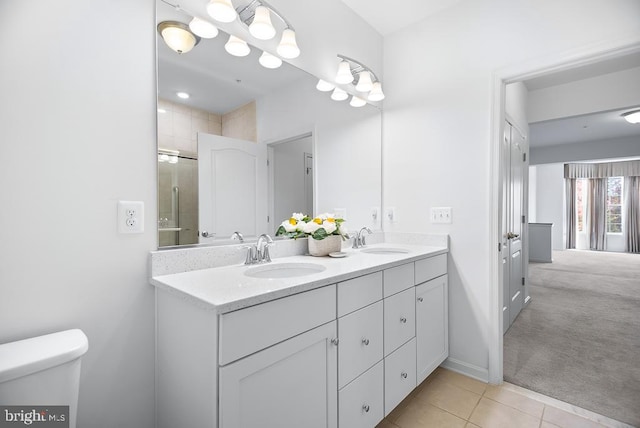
441;357;489;383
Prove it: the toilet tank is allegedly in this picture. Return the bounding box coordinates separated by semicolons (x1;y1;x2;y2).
0;329;88;428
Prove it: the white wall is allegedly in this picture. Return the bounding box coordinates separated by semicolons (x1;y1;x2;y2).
533;164;566;250
383;0;640;379
0;1;157;427
528;166;537;222
531;135;640;165
528;66;640;123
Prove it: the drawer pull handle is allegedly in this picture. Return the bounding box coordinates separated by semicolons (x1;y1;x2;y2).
417;297;424;302
400;317;407;323
331;338;339;346
401;372;408;379
362;338;370;346
362;404;370;413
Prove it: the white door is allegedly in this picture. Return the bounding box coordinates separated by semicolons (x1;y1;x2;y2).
198;133;267;242
502;122;526;332
304;152;314;215
219;321;338;428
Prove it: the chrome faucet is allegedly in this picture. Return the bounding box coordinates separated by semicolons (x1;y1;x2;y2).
244;234;275;265
353;227;373;249
230;231;244;243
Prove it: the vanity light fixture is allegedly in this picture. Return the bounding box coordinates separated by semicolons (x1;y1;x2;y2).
335;60;354;84
207;0;237;23
225;35;251;57
349;95;366;107
238;0;300;59
188;16;219;38
355;71;373;92
316;79;335;92
157;21;201;54
368;81;385;101
259;51;282;69
622;109;640;124
330;87;348;101
176;91;190;99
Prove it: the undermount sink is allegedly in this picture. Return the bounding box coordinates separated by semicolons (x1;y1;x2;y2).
361;247;410;255
244;263;326;279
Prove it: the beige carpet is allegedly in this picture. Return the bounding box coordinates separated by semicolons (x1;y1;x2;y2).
503;250;640;427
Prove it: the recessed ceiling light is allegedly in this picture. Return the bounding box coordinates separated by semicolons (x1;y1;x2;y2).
622;109;640;124
176;92;190;99
157;108;167;113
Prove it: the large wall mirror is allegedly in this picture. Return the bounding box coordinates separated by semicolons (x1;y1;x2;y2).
156;0;382;248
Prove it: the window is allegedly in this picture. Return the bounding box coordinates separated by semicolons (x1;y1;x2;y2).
606;176;623;233
576;179;586;232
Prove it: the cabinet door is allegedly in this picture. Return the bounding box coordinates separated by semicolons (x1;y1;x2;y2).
416;275;448;384
338;361;384;428
384;338;417;416
219;321;338;428
338;301;384;388
384;287;416;356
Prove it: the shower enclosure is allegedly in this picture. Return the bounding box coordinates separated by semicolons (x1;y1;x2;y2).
158;152;198;246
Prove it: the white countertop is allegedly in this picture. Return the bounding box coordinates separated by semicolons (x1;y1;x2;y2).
150;243;447;314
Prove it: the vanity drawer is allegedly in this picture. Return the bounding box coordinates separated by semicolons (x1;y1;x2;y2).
384;287;416;356
383;262;414;297
337;272;383;317
338;300;383;388
384;338;417;416
338;360;384;428
219;284;336;366
415;254;447;284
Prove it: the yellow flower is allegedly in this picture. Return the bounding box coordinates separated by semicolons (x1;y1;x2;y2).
327;218;335;223
289;218;297;225
313;217;322;225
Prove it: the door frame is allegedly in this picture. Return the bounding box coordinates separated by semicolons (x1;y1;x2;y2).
488;37;640;383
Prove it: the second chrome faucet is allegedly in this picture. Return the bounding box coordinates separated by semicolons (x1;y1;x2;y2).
352;227;373;249
245;233;274;265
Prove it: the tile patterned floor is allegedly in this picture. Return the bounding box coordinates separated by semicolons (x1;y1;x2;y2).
376;368;633;428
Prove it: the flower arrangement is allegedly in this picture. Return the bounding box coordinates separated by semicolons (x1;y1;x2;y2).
276;212;348;241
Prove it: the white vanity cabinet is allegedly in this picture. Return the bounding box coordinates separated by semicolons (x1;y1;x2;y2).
415;254;449;384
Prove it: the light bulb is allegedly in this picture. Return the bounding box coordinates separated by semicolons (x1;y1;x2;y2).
335;60;353;84
225;35;250;57
349;95;366;107
188;17;218;39
176;92;190;99
622;109;640;124
316;79;335;92
249;6;276;40
368;82;385;101
355;71;373;92
331;87;348;101
277;29;300;59
259;51;282;69
206;0;237;23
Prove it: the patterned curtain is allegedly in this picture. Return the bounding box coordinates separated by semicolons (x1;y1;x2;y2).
625;176;640;253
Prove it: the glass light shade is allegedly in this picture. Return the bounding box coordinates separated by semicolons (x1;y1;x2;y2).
368;82;385;101
225;35;250;57
355;71;373;92
277;29;300;59
207;0;237;23
189;17;218;39
259;51;282;69
622;110;640;124
316;79;335;92
331;87;348;101
335;60;354;84
158;23;199;54
249;6;276;40
349;95;366;107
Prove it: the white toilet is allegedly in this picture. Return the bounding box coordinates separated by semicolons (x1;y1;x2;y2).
0;329;88;428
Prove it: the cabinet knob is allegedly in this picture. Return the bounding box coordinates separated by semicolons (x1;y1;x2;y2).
400;317;407;323
362;404;370;413
361;338;370;346
331;338;339;346
417;297;424;302
401;372;408;379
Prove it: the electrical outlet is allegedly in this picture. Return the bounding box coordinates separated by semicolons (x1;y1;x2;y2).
371;207;379;223
118;201;144;234
386;207;396;222
430;207;452;224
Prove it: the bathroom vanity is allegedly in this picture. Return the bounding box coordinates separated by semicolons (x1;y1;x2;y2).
151;241;448;428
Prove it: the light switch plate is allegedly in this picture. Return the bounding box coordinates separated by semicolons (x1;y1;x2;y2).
118;201;144;233
430;207;452;224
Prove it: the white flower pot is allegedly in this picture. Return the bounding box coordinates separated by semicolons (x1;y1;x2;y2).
308;235;342;257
